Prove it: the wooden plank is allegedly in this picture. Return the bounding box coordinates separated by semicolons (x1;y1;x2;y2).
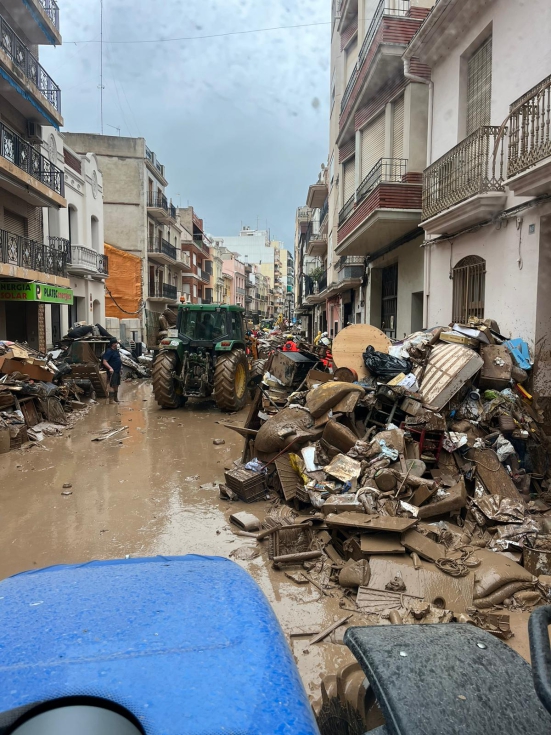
331;324;391;380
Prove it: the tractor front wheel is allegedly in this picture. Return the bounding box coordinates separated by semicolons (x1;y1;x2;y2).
152;351;185;409
214;349;249;412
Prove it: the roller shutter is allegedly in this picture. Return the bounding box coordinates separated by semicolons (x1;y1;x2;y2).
467;36;492;136
3;210;26;237
392;95;405;160
361;113;385;179
343;158;356;204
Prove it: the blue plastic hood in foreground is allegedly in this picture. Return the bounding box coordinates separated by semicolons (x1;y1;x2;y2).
0;555;319;735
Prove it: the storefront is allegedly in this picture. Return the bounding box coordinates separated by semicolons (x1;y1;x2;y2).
0;281;73;352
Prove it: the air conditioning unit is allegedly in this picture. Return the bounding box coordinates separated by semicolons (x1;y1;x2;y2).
27;122;42;143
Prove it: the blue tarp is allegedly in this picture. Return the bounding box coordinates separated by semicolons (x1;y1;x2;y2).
0;556;319;735
504;339;532;371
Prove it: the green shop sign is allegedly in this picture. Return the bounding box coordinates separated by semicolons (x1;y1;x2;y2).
0;282;73;305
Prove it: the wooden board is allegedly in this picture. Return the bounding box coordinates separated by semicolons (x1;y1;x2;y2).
332;324;391;380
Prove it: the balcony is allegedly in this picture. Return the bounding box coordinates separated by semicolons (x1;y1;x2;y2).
307;181;328;209
506;74;551;197
0;228;67;280
149;283;178;302
192;233;210;253
0;14;62;125
319;197;329;230
147;237;177;264
305;220;327;257
147;192;176;224
0;120;65;206
297;206;311;223
422;127;507;236
304;272;328;305
337;256;364;288
245;295;253;303
236;287;246;296
337;158;422;256
175;250;191;270
67;246;108;277
2;0;61;46
145;147;167;184
339;0;429;137
196;266;211;284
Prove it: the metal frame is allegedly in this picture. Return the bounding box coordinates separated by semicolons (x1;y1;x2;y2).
0;120;64;195
452;255;486;324
508;73;551;178
0;227;67;276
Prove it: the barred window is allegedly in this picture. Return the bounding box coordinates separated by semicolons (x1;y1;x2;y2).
452;255;486;323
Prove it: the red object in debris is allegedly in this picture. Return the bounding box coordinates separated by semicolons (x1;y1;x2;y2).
282;341;299;352
321;351;334;370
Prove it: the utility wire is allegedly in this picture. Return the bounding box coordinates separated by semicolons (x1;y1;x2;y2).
66;20;331;45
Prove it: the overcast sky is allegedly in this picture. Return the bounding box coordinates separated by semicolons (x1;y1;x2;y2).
41;0;331;252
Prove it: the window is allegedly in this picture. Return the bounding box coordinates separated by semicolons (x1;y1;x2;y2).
91;216;100;251
329;153;335;187
68;206;78;244
452;255;486;323
466;37;492;136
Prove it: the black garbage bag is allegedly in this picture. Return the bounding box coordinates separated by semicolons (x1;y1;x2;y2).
363;345;412;378
95;324;116;339
66;324;94;339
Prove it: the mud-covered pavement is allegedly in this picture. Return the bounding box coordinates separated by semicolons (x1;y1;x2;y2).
0;382;357;699
0;381;537;699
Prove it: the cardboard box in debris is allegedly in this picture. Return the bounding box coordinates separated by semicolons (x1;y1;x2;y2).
0;324;150;453
222;320;551;635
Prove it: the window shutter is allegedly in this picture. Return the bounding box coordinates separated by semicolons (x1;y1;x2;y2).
361;113;385;179
467;37;492;136
392;96;405;159
4;210;26;237
343;158;356;203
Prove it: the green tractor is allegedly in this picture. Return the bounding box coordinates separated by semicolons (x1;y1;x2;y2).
152;304;250;411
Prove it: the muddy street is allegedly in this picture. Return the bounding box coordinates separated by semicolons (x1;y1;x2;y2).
0;382;354;699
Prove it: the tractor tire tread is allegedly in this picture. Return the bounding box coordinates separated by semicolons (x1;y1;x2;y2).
214;349;248;412
152;351;180;409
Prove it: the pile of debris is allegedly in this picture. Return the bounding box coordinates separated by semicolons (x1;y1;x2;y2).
0;324;149;453
219;320;551;638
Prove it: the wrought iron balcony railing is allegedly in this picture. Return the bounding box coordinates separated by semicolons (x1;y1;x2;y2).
337;255;365;270
423;126;506;221
147;192;168;211
339;194;355;227
0;121;64;195
341;0;410;114
192;233;209;252
304;272;328;296
319;197;329;226
69;245;109;275
149;283;177;300
147;237;176;260
48;236;70;257
39;0;60;29
357;158;407;203
0;228;67;276
0;15;61;111
508;74;551;179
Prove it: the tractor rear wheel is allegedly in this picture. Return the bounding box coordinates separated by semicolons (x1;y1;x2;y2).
214;349;249;412
152;351;183;409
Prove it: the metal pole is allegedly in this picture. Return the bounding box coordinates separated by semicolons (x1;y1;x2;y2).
100;0;104;134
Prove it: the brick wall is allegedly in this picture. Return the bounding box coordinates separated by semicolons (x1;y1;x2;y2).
337;183;422;244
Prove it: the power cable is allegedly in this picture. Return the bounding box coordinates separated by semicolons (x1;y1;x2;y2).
105;286;145;315
66;20;331;45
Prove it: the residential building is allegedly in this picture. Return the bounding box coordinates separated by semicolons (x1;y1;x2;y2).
212;226;287;314
62;133;187;337
178;207;212;304
222;272;233;305
0;0;69;351
294;205;319;339
42;127;106;344
220;248;246;308
295;0;434;339
210;242;224;304
404;0;551;396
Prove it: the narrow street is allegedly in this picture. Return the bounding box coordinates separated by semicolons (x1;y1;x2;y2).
0;383;353;700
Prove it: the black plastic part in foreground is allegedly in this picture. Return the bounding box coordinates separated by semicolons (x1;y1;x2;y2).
345;623;551;735
529;605;551;715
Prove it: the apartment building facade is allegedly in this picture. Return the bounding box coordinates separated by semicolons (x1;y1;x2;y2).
0;0;69;351
220;248;246;309
62;134;188;336
178;207;212;305
297;0;433;340
405;0;551;396
43;128;106;343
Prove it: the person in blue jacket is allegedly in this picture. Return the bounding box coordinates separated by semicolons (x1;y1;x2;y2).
102;337;122;404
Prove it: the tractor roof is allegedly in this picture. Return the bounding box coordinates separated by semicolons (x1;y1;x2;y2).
178;303;244;313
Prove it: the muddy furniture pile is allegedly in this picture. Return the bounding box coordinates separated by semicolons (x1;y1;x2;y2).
221;321;551;636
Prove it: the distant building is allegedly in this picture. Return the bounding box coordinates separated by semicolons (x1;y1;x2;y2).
62;133;187;336
178;207;213;304
220;249;246;308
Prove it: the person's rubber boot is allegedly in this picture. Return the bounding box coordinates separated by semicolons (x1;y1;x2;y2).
109;391;115;405
114;388;120;403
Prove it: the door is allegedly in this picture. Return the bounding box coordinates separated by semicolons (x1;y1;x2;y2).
381;263;398;338
5;302;28;342
51;303;61;344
